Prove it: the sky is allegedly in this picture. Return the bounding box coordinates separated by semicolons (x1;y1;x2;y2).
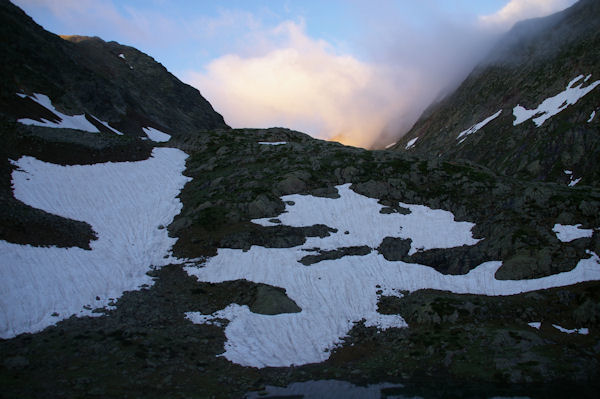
13;0;578;148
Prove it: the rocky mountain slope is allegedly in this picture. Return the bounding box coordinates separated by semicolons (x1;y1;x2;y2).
0;0;229;138
0;0;228;248
1;1;600;398
393;0;600;187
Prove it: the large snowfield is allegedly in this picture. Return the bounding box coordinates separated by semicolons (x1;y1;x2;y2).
1;150;599;367
0;148;190;338
185;184;600;367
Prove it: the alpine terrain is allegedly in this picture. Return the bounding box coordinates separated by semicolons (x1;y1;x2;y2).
1;0;600;398
393;0;600;187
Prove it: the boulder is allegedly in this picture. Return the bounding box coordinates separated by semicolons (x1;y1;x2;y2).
250;285;301;315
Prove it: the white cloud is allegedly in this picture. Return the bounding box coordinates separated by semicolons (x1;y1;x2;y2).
479;0;578;29
184;8;507;149
185;21;406;148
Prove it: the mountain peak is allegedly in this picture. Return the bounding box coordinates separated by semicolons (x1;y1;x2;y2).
60;34;104;43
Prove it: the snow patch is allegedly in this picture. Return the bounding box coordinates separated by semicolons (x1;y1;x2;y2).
457;110;502;144
0;148;190;338
513;75;600;127
552;324;589;335
16;93;125;135
405;137;418;150
185;184;600;367
553;224;594;242
252;184;480;255
563;170;581;187
528;322;541;330
258;141;287;146
589;110;596;123
118;53;125;59
17;93;98;132
384;142;396;149
143;126;171;142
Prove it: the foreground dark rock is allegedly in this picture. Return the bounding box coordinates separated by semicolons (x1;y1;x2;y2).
300;246;372;266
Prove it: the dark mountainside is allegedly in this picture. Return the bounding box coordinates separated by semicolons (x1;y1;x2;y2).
393;0;600;187
1;1;600;398
0;0;228;248
0;1;229;137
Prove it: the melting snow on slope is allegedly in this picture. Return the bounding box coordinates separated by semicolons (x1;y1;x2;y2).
552;324;589;335
528;322;589;334
0;148;190;338
253;184;480;255
568;177;582;187
258;141;287;146
553;224;594;242
405;137;418;150
16;93;126;135
513;75;600;127
185;184;600;367
563;170;582;187
589;110;596;123
17;93;99;132
457;110;502;144
143;126;171;142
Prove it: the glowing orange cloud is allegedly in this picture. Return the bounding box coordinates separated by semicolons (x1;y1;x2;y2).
184;21;409;149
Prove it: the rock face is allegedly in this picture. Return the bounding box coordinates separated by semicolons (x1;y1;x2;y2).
393;0;600;187
250;285;301;315
0;0;229;138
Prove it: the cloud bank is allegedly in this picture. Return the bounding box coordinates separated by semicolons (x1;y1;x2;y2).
186;21;406;148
